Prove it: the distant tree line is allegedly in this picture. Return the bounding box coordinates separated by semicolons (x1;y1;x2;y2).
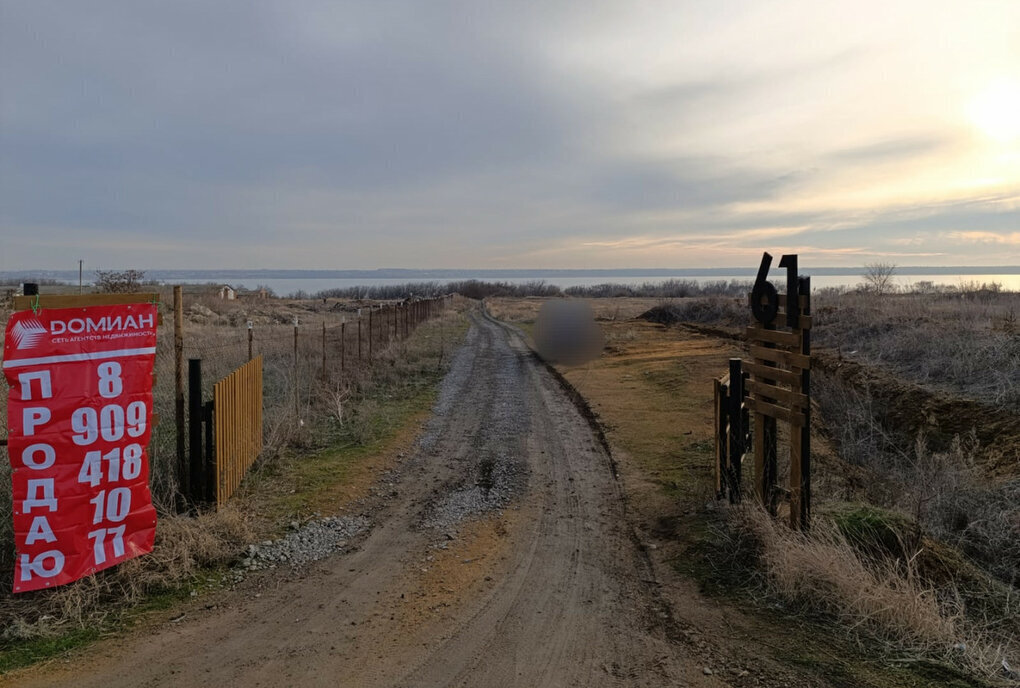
311;278;755;301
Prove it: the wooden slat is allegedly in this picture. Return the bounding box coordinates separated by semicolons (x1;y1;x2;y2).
212;356;263;506
777;294;809;309
748;379;808;409
742;361;801;387
13;292;160;310
750;345;811;370
748;398;806;426
745;326;801;348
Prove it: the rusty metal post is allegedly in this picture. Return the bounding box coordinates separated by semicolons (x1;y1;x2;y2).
368;307;374;361
341;318;346;373
247;320;253;361
357;310;362;361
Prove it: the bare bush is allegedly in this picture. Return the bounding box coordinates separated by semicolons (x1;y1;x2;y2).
813;372;1020;588
813;290;1020;410
94;269;146;293
639;296;748;328
862;262;897;294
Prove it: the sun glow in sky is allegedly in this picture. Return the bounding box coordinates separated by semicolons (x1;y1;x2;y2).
1;1;1019;270
969;79;1020;144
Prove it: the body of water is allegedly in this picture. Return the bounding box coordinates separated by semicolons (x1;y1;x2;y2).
174;273;1020;296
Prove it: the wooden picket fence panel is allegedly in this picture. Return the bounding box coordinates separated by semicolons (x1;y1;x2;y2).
213;356;263;506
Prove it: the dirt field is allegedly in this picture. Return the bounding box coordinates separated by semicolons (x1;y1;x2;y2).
5;304;989;687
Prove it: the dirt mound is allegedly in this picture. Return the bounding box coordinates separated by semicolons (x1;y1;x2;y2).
814;350;1020;477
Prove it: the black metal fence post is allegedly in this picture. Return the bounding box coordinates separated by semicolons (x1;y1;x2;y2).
188;358;204;504
727;358;744;502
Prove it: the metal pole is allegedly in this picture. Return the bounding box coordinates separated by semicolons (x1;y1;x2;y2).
188;359;204;504
368;307;373;362
341;318;346;374
321;321;327;379
78;259;83;294
247;320;253;361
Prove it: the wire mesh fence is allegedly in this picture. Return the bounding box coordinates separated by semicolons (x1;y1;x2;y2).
0;292;454;590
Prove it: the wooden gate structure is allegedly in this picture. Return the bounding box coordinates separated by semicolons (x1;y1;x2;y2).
714;252;812;529
213;356;263;506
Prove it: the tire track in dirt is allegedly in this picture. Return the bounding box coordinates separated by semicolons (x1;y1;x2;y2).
12;308;713;688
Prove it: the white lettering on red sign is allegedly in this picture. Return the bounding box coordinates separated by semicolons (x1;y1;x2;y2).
4;303;158;592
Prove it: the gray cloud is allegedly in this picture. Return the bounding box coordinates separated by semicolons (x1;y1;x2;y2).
2;1;1018;269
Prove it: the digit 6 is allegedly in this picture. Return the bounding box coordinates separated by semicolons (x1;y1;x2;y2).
751;252;779;325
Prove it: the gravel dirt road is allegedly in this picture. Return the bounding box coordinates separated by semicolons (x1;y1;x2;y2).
12;309;716;687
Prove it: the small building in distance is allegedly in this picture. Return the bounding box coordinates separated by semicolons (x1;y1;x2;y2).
218;285;237;300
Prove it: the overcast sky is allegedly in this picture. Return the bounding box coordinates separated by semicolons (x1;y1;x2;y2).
2;1;1019;270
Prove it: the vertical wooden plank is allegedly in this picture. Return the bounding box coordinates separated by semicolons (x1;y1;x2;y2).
763;415;777;516
214;378;221;506
713;378;722;497
174;286;186;504
790;418;802;530
754;412;765;503
800;275;811;529
727;358;743;502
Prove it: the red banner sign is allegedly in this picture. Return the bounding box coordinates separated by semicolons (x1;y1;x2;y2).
3;302;158;592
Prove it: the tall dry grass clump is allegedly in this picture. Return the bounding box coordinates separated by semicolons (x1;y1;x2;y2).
1;508;251;641
726;506;1011;675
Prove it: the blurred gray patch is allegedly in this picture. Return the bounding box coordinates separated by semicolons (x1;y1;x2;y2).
533;299;604;366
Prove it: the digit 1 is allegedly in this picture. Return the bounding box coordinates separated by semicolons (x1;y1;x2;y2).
88;528;108;565
778;254;799;327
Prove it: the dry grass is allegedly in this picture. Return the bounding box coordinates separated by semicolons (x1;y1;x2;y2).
485;296;664;325
0;295;469;643
733;505;959;647
812;290;1020;410
724;504;1016;678
0;508;251;641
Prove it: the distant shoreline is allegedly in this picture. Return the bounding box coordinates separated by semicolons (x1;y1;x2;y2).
4;266;1020;282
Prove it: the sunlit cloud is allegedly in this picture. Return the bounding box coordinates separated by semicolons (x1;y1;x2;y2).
947;231;1020;245
1;1;1019;270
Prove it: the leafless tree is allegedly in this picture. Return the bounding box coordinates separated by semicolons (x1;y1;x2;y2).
863;262;897;294
94;269;146;293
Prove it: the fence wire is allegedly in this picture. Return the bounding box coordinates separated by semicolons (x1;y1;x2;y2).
0;294;451;588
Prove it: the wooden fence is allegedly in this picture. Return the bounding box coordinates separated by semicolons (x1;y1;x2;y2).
713;252;812;529
213;356;263;506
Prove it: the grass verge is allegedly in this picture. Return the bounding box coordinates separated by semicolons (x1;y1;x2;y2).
0;306;471;675
491;299;1006;686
